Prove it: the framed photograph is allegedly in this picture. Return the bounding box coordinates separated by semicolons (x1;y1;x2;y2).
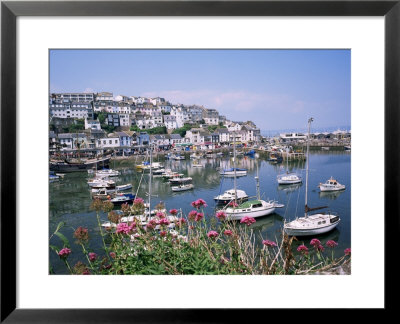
1;0;398;322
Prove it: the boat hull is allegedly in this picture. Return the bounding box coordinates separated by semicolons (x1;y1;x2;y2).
225;206;275;220
284;222;339;236
50;157;110;172
319;185;345;192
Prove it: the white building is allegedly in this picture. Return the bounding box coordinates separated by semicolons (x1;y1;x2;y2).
49;102;93;119
164;115;178;130
51;93;94;103
96;92;113;101
84;118;101;130
97;136;120;149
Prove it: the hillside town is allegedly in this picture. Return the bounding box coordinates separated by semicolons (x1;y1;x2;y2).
49;91;351;157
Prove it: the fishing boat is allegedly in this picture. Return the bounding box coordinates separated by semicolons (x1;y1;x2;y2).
92;188;116;200
214;189;248;205
318;177;346;192
109;193;135;205
50;156;111;173
171;183;194;192
95;168;120;177
284;118;341;236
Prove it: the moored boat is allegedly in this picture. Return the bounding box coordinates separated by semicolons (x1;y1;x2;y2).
318;177;346;192
171;184;194;192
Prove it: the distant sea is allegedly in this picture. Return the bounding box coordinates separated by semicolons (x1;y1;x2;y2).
261;125;351;137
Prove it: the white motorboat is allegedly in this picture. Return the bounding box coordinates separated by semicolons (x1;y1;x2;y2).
116;183;133;191
95;168;120;177
318;177;346;192
219;168;247;177
214;189;248;205
169;177;192;185
87;178;116;189
277;172;302;185
284;118;340;237
171;184;194;192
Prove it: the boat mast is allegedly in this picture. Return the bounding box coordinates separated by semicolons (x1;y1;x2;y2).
233;132;237;203
255;158;261;200
148;144;152;221
304;117;313;218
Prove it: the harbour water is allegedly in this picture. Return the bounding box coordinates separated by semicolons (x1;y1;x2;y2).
49;151;351;274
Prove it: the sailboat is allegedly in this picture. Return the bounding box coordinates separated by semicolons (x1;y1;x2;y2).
218;134;277;220
219;137;247;177
284;118;341;236
277;147;302;184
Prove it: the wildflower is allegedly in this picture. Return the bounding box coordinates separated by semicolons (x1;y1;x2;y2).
145;219;157;230
240;216;256;226
109;252;116;259
108;211;121;224
158;218;170;226
121;203;130;214
116;223;130;235
188;210;198;221
310;238;321;247
228;201;238;207
73;261;89;275
90;198;103;212
128;222;137;232
169;209;178;215
224;230;233;236
88;252;97;262
216;211;227;221
133;197;144;205
58;247;71;259
73;227;89;242
326;240;338;248
262;240;277;248
194;212;204;222
156;211;165;219
160;230;167;237
316;244;324;252
297;245;309;254
102;200;114;213
191;199;207;209
176;218;187;227
207;231;219;238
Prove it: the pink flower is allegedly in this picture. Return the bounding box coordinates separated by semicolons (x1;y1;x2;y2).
133;197;144;205
224;230;233;236
169;209;178;215
228;201;238;207
316;245;324;252
297;245;309;254
326;240;338;248
344;248;351;256
158;218;170;226
262;240;277;248
188;210;198;221
240;216;256;226
109;252;116;259
177;218;187;226
216;211;227;221
145;219;157;230
207;231;219;238
88;252;97;262
310;238;321;247
116;222;130;235
160;230;167;237
191;199;207;209
58;247;71;258
194;212;204;222
156;212;165;219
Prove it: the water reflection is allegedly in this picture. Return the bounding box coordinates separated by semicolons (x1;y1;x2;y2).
319;190;345;200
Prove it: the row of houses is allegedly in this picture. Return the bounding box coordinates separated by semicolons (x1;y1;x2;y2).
49;92;228;130
50;123;261;154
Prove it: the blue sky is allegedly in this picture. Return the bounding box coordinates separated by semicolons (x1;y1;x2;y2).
50;49;350;132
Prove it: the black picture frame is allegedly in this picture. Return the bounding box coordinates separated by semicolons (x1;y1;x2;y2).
1;0;398;322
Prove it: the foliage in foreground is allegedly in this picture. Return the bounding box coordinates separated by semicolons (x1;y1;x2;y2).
49;198;351;275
